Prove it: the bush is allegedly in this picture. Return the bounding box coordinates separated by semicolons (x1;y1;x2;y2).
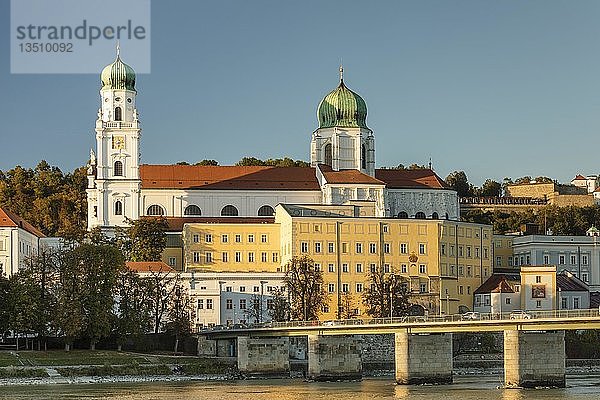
0;367;48;378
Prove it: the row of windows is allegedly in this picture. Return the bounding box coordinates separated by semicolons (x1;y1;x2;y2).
314;263;428;275
325;281;429;294
396;211;449;220
191;233;270;244
147;204;275;217
221;298;276;310
513;254;590;266
300;241;425;255
443;264;489;278
441;243;489;259
192;251;279;264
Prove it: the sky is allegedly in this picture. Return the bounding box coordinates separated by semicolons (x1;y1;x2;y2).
2;0;600;186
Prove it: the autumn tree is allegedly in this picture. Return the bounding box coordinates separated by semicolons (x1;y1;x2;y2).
362;267;410;318
283;256;328;321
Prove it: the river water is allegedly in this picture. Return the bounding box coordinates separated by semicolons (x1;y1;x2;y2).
1;375;600;400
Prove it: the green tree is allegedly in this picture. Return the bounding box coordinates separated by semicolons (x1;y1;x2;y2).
116;217;168;261
6;272;39;349
56;244;124;350
445;171;475;197
114;270;153;351
283;256;328;321
477;179;502;197
362;267;410;318
195;159;219;166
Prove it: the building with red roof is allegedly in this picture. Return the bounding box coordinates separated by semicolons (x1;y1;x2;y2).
0;206;45;277
85;54;459;234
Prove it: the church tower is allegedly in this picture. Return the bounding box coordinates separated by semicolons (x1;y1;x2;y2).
87;46;142;231
310;67;375;176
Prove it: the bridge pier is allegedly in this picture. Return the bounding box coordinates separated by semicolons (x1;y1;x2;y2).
307;335;362;381
504;330;565;388
237;336;290;377
395;332;453;385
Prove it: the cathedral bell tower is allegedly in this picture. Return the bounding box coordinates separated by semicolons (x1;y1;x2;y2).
86;45;142;232
310;66;375;176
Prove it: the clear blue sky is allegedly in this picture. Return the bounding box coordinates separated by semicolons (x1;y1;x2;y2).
2;0;600;186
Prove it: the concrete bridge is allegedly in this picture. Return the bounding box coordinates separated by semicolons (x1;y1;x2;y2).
201;308;600;388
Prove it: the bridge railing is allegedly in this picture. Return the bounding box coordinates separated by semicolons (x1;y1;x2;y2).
207;308;600;332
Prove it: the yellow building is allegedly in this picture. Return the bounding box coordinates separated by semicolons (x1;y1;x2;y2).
275;204;492;319
176;204;493;321
183;221;281;273
492;234;515;270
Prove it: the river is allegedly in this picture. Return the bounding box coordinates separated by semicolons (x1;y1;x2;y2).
1;375;600;399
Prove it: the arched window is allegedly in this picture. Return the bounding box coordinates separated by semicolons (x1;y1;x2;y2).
114;200;123;215
114;160;123;177
397;211;408;219
324;143;332;166
415;212;426;219
114;107;122;121
184;205;202;216
361;144;367;169
221;205;239;216
257;205;275;216
147;204;164;216
431;212;439;220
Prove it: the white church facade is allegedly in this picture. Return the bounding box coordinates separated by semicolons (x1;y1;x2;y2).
86;54;459;232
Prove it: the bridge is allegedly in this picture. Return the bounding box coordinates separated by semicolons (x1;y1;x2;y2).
200;308;600;388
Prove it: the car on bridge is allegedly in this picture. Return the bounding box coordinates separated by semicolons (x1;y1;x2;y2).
509;310;532;319
461;311;480;321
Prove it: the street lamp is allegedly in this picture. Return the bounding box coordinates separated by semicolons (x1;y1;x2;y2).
259;280;267;323
389;273;395;319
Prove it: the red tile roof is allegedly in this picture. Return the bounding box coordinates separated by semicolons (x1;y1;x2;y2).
140;165;320;190
126;261;176;273
474;275;514;294
375;169;450;189
165;217;275;232
319;165;385;185
0;206;45;237
573;174;587;180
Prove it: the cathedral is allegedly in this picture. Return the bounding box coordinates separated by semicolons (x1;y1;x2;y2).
86;52;459;231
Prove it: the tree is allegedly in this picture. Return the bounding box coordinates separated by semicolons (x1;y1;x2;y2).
165;284;193;354
0;274;9;338
477;179;502;197
362;267;410;318
55;243;124;350
114;270;153;351
195;159;219;166
445;171;474;197
268;287;289;322
235;156;309;167
340;293;357;320
145;268;181;333
20;248;61;350
116;217;168;261
283;256;328;321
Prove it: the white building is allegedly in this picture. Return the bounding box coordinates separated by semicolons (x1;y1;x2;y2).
188;272;284;329
0;206;45;277
571;174;598;194
512;234;600;291
86;52;459;234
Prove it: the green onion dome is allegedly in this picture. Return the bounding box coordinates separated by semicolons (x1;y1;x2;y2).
317;67;369;129
101;51;136;91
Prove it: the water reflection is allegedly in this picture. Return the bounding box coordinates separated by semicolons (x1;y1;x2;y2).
0;377;599;400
